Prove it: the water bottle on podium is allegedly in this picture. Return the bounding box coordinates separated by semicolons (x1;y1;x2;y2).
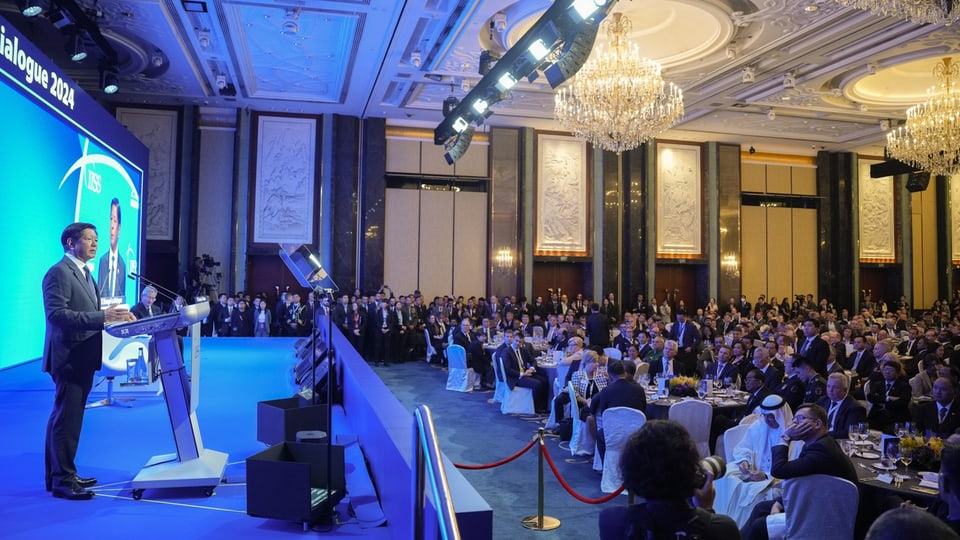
135;347;147;383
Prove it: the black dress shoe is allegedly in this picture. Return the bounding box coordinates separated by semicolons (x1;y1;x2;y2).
76;476;97;489
52;484;94;500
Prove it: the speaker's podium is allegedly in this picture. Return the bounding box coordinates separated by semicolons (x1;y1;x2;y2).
106;301;227;500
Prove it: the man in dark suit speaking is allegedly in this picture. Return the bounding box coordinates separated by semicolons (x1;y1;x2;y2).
43;223;135;500
97;198;126;298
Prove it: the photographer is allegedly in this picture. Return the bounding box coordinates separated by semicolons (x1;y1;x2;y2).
599;420;739;539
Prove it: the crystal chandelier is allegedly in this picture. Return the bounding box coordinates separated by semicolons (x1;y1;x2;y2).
833;0;960;26
886;57;960;177
554;12;684;153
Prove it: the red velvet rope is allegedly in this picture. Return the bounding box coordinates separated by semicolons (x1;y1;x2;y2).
453;438;537;470
540;440;625;503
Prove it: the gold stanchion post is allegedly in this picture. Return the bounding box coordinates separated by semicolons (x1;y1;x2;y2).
521;427;561;531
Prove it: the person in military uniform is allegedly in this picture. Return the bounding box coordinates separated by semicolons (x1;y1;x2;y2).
775;354;805;412
796;355;827;405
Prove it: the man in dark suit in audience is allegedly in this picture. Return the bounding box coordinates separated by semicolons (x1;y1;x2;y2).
775;355;806;412
815;372;867;440
130;285;162;319
43;223;136;500
867;360;913;433
453;318;493;390
740;403;858;540
668;308;701;372
585;302;611;348
588;360;647;460
648;340;695;378
914;377;960;437
705;344;740;382
752;347;783;390
848;334;876;380
796;319;830;377
501;330;549;413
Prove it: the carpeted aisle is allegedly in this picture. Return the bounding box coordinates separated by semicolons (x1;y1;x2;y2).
373;359;623;539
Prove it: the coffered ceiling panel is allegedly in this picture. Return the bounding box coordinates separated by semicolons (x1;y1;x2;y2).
3;0;959;155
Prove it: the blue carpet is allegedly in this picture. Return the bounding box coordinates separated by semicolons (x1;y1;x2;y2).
0;337;390;540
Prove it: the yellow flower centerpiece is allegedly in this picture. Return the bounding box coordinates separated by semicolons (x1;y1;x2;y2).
899;435;944;471
669;375;701;397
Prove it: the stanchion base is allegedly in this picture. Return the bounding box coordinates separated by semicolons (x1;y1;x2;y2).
521;515;561;531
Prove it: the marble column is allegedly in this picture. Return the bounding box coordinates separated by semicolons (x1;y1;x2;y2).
357;117;387;291
817;151;857;312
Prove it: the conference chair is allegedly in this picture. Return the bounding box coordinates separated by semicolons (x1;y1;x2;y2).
668;399;713;458
603;347;622;361
767;474;858;540
445;345;477;392
599;407;646;493
496;356;535;415
568;381;596;456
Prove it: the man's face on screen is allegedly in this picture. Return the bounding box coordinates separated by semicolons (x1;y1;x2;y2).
109;204;120;250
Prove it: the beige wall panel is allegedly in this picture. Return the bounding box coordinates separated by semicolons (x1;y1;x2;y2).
766;165;791;194
452;191;488;298
767;207;794;301
912;204;924;308
792;208;818;299
454;143;489;177
741;206;768;301
385;139;421;174
421;142;455;176
741;162;766;193
419;190;455;298
384;189;421;295
920;189;940;309
792;167;817;196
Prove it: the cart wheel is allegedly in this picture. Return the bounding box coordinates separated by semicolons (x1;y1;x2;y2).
132;489;144;500
203;487;214;497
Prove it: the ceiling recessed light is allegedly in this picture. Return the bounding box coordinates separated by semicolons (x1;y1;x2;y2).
804;5;819;12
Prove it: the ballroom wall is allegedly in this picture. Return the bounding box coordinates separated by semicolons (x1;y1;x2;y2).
113;104;955;314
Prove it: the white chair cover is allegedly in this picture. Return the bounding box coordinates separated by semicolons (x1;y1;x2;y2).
600;407;646;493
424;328;436;363
491;352;507;404
604;347;622;361
862;380;873;414
633;362;650;381
782;474;858;539
532;326;544;339
668;399;713;458
568;381;596;456
498;356;535;415
445;345;477;392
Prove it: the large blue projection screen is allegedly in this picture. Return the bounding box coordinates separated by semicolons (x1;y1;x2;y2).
0;56;144;370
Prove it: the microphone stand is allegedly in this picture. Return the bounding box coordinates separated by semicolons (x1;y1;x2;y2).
130;272;181;310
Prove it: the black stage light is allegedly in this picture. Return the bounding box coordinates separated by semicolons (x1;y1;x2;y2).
68;32;87;62
18;0;44;17
100;66;119;94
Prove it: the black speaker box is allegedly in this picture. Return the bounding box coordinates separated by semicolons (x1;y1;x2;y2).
906;171;931;192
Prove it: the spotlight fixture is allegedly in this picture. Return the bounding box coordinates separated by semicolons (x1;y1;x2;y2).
68;32;87;62
281;8;299;36
742;66;756;83
100;65;119;94
18;0;44;17
782;72;797;89
410;50;422;68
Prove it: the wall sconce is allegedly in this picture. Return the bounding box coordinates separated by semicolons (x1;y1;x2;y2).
494;248;514;270
721;252;740;279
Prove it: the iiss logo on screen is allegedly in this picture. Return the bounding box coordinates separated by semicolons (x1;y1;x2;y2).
59;135;141;278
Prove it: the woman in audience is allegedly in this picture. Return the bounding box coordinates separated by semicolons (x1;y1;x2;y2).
713;394;795;527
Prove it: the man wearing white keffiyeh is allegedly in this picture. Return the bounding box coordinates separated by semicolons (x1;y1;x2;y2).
713;394;798;527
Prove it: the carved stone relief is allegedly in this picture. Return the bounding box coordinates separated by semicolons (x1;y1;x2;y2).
656;143;701;256
116;108;177;241
253;116;316;245
536;134;588;255
858;161;895;262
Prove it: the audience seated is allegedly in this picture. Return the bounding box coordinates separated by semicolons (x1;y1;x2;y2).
815;372;867;440
867;360;913;433
913;377;960;438
552;350;607;427
587;360;647;460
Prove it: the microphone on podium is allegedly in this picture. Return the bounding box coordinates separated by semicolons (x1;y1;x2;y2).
129;272;180;303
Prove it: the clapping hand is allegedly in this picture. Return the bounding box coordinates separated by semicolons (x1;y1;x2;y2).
104;304;136;324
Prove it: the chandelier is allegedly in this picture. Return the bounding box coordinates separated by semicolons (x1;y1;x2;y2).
833;0;960;26
886;57;960;177
554;12;684;153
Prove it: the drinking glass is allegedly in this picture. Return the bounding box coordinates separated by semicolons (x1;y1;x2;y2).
900;452;913;470
908;422;918;437
640;373;650;387
857;423;870;443
895;423;907;439
697;380;708;400
841;439;856;457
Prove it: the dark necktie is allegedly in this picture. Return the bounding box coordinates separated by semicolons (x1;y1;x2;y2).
83;266;97;301
852;351;862;371
828;401;839;431
886;382;893;395
940;407;948;425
